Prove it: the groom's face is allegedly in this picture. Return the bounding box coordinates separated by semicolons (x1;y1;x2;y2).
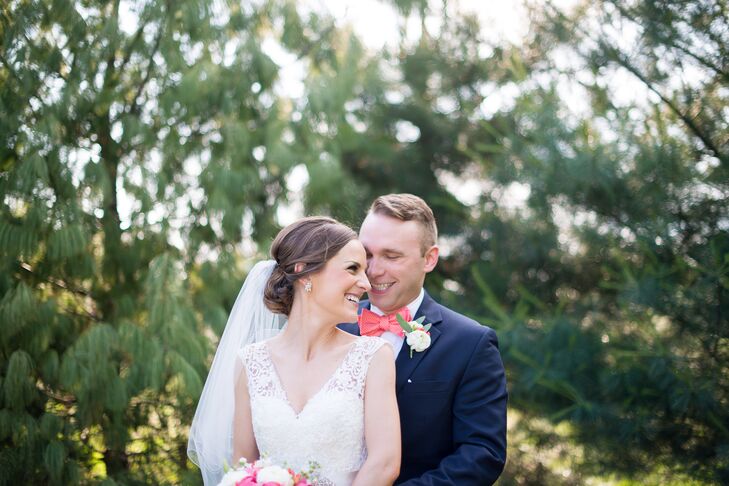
359;212;438;314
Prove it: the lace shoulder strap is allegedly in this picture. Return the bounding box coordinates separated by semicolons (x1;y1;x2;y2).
354;335;388;360
237;342;284;400
328;336;387;399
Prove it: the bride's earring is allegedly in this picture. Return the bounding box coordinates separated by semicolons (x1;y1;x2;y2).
304;280;312;293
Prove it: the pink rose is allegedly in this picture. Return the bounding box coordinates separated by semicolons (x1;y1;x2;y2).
234;478;257;486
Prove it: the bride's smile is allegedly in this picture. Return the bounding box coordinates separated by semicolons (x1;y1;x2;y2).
303;239;371;323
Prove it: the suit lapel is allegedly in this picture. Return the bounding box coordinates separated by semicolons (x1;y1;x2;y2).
395;292;443;393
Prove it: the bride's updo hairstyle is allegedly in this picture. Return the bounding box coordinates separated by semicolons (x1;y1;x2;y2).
264;216;357;315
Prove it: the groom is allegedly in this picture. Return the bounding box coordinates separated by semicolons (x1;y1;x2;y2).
342;194;507;485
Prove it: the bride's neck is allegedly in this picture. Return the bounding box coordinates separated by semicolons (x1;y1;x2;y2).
279;303;338;360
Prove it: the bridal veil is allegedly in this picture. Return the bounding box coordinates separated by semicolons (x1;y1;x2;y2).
187;260;286;485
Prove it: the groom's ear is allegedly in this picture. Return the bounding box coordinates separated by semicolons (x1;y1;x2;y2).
423;245;439;273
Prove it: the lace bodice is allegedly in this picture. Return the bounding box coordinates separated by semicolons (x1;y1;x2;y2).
238;336;386;486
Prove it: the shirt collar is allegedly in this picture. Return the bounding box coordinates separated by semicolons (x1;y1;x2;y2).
369;288;425;318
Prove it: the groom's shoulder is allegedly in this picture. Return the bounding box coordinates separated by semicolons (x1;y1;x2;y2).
432;298;496;339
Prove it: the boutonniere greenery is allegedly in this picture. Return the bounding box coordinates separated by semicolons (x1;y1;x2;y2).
397;314;432;358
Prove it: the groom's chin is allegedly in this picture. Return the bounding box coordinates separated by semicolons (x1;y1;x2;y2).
367;292;390;308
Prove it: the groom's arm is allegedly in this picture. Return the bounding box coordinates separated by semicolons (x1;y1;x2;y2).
399;328;508;486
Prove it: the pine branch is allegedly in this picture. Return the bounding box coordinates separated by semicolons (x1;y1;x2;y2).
610;2;729;84
127;12;167;118
118;18;150;74
18;264;101;320
666;40;728;84
542;1;726;163
19;263;90;297
61;305;102;322
598;40;725;163
294;23;336;62
40;385;76;406
0;51;21;82
0;40;45;125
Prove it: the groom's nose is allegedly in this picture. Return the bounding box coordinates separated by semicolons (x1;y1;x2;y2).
366;257;384;278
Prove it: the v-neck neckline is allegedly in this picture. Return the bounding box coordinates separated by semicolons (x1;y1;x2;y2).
263;339;359;418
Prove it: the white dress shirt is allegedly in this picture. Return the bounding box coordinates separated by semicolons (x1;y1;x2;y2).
369;288;425;359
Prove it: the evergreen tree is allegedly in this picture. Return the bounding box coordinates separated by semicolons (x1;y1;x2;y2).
0;0;345;482
459;1;728;482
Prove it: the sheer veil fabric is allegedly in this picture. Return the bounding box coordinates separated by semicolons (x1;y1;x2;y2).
187;260;286;485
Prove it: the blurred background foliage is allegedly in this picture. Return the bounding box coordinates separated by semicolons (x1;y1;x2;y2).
1;0;727;484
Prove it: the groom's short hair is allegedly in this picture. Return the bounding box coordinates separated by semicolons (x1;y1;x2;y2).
369;194;437;253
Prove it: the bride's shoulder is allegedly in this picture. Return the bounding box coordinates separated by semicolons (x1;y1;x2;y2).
354;335;385;344
237;340;268;362
353;335;390;355
241;339;268;351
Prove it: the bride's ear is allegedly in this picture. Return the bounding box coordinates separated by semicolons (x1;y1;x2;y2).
293;262;311;292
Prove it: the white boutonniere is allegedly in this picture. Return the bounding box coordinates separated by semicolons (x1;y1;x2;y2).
396;314;432;358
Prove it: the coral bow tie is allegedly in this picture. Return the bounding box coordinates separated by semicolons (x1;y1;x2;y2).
358;307;412;337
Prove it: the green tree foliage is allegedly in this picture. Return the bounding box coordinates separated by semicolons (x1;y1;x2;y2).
0;0;349;482
457;1;728;483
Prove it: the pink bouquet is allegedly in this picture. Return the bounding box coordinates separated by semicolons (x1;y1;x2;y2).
218;458;316;486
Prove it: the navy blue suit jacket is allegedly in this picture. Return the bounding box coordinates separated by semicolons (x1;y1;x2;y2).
340;291;507;485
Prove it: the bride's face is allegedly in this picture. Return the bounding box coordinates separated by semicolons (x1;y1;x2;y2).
308;239;371;323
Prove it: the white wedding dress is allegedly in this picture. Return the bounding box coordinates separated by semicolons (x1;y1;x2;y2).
238;336;386;486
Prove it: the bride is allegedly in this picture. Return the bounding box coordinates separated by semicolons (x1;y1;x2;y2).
188;217;401;485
